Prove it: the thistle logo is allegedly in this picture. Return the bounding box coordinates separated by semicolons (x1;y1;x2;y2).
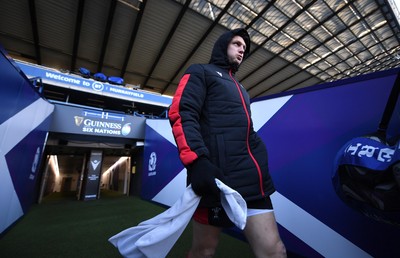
30;147;41;180
31;147;40;173
148;152;157;176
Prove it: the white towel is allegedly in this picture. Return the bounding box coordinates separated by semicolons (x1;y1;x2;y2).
216;179;247;230
108;179;247;258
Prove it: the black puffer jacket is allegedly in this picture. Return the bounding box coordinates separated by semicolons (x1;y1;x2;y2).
169;29;275;202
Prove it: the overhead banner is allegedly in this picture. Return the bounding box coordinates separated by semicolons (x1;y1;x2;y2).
15;61;172;107
50;104;146;139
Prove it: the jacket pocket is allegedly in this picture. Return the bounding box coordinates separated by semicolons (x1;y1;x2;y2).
216;134;226;171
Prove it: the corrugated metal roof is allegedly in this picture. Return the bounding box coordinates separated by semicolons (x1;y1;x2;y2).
0;0;399;99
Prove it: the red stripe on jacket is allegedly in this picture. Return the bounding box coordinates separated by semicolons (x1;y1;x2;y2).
169;74;198;166
229;70;265;196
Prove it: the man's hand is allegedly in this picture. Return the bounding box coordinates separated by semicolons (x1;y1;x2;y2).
189;157;223;197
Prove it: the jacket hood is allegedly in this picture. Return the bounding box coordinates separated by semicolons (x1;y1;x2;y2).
209;28;250;72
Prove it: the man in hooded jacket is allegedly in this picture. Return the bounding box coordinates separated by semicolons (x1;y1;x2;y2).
169;28;286;258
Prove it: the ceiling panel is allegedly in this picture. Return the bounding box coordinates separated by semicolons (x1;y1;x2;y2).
0;0;398;99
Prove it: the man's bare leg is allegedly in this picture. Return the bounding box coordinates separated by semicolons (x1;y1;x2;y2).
187;220;222;258
244;212;286;258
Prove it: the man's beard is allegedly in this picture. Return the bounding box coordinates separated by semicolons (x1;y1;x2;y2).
229;61;240;72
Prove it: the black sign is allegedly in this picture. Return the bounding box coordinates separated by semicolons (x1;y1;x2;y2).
50;104;146;138
83;150;103;200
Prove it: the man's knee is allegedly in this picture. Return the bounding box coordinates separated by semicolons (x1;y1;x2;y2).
255;238;286;257
273;240;287;257
190;221;221;258
188;246;217;258
252;239;286;258
189;239;219;258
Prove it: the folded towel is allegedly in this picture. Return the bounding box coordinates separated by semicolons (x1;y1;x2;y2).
216;179;247;230
109;179;247;258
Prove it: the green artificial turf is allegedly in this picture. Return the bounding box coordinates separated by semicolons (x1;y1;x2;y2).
0;191;253;258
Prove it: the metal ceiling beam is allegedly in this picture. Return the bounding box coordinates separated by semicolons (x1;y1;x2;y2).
70;0;85;72
120;0;147;78
328;3;375;74
28;0;41;65
257;22;391;97
281;42;400;97
244;0;276;30
349;1;389;56
296;1;370;79
301;15;389;82
143;0;191;89
376;0;400;43
249;6;380;96
242;0;354;83
240;0;318;91
4;0;399;100
333;39;399;78
97;0;117;72
246;0;317;60
161;0;235;94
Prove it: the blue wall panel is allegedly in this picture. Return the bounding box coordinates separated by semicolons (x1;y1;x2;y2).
141;119;186;206
141;68;399;257
252;69;399;257
0;47;54;233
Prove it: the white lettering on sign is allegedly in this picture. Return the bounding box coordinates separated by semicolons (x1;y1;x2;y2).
345;143;395;163
45;72;81;85
109;87;144;98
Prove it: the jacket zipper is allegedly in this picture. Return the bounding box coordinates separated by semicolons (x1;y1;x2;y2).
229;70;265;196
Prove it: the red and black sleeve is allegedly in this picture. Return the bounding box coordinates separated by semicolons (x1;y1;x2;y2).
168;64;209;166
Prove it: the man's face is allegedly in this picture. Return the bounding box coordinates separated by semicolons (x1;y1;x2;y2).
227;35;247;66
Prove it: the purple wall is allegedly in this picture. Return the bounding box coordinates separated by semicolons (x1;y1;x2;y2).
141;68;399;257
252;68;399;257
0;47;54;233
